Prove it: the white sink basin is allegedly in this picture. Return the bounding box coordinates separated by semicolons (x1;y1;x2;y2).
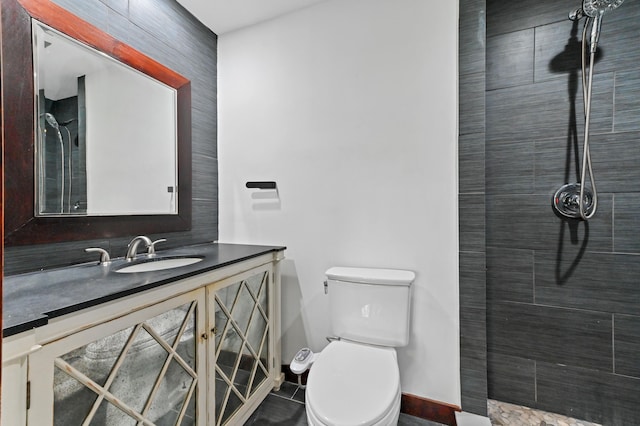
116;257;203;273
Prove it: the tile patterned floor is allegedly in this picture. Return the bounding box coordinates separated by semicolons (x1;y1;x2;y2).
488;400;601;426
246;381;446;425
246;383;604;425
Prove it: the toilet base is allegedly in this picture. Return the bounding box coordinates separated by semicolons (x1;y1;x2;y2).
306;386;401;426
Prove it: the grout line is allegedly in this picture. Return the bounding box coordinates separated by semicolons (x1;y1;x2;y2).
270;391;305;405
534;360;538;403
612;71;617;132
532;27;537;84
533;140;538;193
291;387;301;401
612;313;616;374
612;193;615;252
291;387;300;399
532;250;536;304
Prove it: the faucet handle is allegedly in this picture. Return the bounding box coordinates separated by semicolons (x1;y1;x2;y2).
148;238;167;256
85;247;111;264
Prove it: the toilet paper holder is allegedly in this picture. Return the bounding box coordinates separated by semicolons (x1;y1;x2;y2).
245;181;277;190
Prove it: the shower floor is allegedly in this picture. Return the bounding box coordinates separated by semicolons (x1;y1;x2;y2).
488;400;601;426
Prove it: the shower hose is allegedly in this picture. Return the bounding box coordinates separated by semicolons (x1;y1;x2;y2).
579;17;598;220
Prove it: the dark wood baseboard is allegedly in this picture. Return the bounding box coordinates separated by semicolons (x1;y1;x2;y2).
401;392;460;426
282;364;460;425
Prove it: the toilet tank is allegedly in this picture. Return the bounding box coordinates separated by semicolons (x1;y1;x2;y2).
326;267;415;347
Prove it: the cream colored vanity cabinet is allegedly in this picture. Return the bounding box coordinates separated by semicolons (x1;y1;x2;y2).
208;265;281;426
28;289;208;425
2;330;39;426
3;254;283;426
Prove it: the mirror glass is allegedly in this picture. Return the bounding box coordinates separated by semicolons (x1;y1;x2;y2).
33;20;178;216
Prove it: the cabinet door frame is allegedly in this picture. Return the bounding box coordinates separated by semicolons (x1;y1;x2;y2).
27;288;207;425
207;263;278;426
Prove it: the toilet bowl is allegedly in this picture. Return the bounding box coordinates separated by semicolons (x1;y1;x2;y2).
305;340;401;426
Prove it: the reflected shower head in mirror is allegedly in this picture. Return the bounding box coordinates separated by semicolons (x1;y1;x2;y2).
42;112;66;214
44;112;59;129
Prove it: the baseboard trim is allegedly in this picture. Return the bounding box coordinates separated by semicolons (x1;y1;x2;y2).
401;393;460;426
282;364;460;425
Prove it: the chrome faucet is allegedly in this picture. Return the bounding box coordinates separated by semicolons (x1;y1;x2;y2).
125;236;167;261
148;238;166;255
125;236;152;261
85;247;111;264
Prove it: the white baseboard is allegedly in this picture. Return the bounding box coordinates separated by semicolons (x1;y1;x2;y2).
455;411;492;426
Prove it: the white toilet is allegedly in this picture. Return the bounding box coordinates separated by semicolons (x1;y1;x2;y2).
305;266;415;426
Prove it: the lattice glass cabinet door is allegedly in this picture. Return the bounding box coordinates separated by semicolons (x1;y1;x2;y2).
28;289;207;425
211;266;273;426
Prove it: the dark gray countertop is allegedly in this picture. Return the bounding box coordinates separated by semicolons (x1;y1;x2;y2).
3;243;285;337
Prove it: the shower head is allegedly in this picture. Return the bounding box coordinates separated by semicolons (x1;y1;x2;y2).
582;0;624;17
580;0;624;53
569;0;623;20
45;112;59;130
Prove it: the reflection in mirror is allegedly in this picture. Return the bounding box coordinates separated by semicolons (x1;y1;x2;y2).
3;0;191;246
33;20;178;216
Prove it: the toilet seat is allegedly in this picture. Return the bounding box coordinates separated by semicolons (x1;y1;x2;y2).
306;340;401;426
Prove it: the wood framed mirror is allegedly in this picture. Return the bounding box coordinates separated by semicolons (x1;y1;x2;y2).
1;0;192;246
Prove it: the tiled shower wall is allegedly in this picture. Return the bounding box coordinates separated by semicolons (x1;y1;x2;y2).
485;0;640;424
458;0;487;416
42;96;86;214
5;0;218;275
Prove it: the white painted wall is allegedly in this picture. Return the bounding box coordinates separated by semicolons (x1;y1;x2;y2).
85;65;177;215
218;0;460;405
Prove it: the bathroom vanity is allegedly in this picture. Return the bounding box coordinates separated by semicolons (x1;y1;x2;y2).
2;243;285;426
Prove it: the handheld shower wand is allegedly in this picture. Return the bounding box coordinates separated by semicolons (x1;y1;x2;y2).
44;112;66;214
45;112;60;130
588;13;604;53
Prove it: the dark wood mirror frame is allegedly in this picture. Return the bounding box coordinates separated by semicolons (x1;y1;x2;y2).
1;0;192;246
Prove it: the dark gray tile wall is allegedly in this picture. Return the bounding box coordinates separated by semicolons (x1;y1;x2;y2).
486;72;614;143
458;133;485;194
459;0;488;416
488;301;613;371
614;315;640;378
486;247;533;304
485;0;640;423
487;352;536;407
4;0;218;274
535;251;640;315
486;194;613;251
536;362;640;425
459;194;486;253
613;193;640;252
486;0;575;38
486;29;534;90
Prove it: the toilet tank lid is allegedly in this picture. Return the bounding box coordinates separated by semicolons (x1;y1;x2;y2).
326;267;415;286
